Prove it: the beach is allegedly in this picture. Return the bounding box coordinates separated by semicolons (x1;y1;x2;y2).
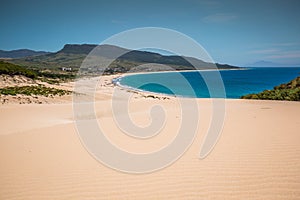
1;75;300;199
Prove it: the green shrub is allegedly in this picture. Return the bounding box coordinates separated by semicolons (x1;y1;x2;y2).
0;85;71;96
241;77;300;101
0;61;37;79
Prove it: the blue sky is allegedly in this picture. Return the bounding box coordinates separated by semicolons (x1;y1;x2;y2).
0;0;300;66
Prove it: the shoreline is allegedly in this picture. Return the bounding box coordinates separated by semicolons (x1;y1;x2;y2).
112;67;245;100
112;67;300;102
114;67;247;77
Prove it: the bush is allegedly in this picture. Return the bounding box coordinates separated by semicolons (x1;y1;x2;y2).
0;61;37;79
241;77;300;101
0;85;71;96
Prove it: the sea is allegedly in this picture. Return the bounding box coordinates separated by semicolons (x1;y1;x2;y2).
118;67;300;99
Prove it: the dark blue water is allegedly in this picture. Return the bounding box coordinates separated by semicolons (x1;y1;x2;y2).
119;68;300;98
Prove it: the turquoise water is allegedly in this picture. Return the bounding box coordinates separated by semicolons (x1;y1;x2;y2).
119;67;300;98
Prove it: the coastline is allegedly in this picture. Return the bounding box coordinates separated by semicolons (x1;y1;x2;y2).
114;67;246;77
114;67;300;100
113;67;246;99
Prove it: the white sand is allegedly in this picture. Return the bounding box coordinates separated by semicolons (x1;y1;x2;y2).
1;75;300;199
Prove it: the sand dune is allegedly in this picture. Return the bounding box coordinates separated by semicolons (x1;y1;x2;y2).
1;76;300;199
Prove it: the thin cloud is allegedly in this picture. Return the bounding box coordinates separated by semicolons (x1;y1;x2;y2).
267;51;300;59
271;42;300;47
249;47;300;60
249;49;279;54
249;42;300;50
202;13;237;23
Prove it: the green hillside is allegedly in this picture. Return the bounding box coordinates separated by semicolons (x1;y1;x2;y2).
0;61;75;82
0;61;37;78
0;49;49;58
9;44;239;74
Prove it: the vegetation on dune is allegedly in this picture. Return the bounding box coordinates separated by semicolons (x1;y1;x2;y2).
241;76;300;101
0;61;73;97
0;85;71;97
0;61;37;78
0;61;75;82
37;71;76;81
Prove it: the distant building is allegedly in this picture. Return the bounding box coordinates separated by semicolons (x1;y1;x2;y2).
61;67;72;71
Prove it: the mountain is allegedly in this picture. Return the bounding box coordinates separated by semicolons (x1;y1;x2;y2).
0;49;50;59
57;44;97;54
247;60;297;67
9;44;239;74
